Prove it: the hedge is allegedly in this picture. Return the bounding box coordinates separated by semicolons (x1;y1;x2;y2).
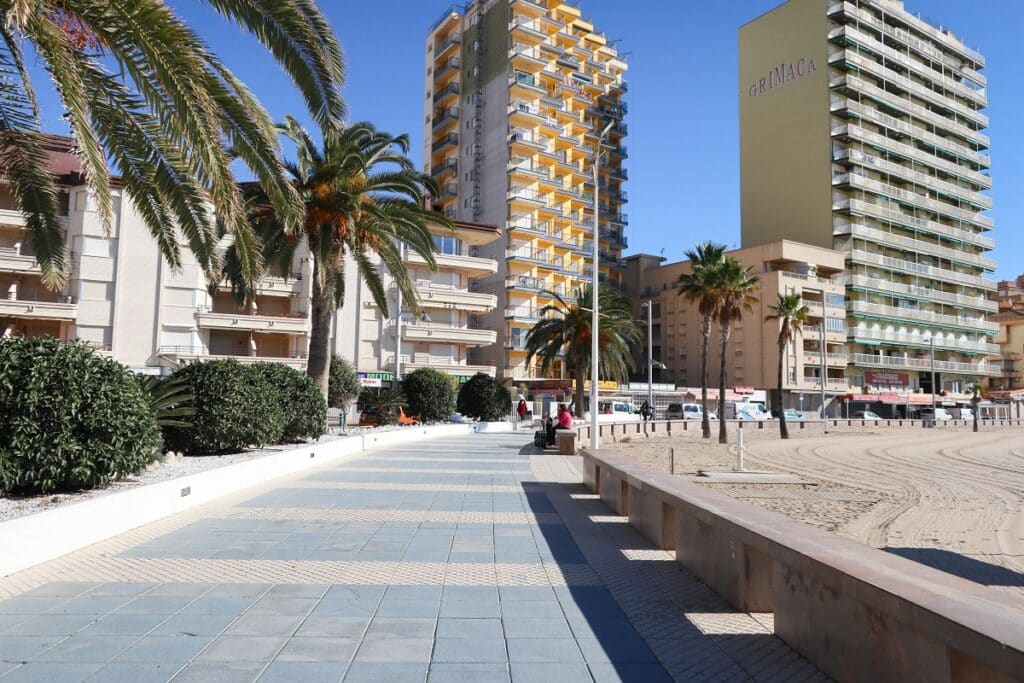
252;362;326;442
457;373;511;422
0;337;159;494
403;368;455;422
328;355;361;410
162;359;285;454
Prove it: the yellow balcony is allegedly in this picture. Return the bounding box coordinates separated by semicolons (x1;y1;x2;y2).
404;250;498;277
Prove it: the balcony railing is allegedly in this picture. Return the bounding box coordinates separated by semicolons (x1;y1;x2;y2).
845;274;997;312
853;353;999;376
836;222;995;270
433;82;460;103
831;74;989;150
832;98;990;168
157;346;308;369
431;133;458;152
848;249;996;291
835;171;992;229
838;198;994;250
850;329;1000;355
848;300;998;333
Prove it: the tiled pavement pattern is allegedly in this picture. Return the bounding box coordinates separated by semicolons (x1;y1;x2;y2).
0;433;825;682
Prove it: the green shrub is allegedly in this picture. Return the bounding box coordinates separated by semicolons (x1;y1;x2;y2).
358;387;406;426
252;362;326;442
457;373;511;422
328;355;361;410
163;360;284;454
0;337;159;494
403;368;455;422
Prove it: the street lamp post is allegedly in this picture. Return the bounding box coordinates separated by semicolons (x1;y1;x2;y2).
590;120;615;451
819;297;827;419
930;334;937;425
395;243;404;388
642;301;653;410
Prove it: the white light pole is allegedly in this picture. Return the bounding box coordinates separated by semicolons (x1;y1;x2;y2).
819;296;827;419
394;243;404;387
930;334;937;425
590;120;614;451
642;301;653;409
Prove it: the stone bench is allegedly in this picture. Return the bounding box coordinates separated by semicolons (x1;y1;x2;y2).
556;429;576;455
581;447;1024;683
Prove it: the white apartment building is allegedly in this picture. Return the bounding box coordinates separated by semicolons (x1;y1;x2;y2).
2;135;499;382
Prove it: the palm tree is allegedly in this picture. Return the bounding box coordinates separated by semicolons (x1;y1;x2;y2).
524;283;641;419
713;257;759;444
766;293;809;440
228;117;449;398
1;1;345;288
676;242;726;439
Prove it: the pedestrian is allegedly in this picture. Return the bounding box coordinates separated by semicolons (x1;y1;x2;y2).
516;397;528;428
640;400;651;422
555;403;573;433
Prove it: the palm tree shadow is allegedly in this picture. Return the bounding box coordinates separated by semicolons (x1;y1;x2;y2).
884;547;1024;587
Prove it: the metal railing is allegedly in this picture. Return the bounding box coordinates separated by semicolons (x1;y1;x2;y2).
849;329;1000;355
837;222;995;270
853;352;997;375
847;249;996;290
837;198;994;250
845;274;996;312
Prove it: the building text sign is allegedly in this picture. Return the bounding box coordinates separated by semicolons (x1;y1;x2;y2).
865;370;910;388
747;57;817;97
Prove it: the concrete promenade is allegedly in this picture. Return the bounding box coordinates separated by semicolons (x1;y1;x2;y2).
0;433;823;682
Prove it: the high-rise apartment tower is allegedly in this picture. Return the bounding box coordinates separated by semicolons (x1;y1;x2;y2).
740;0;1000;395
423;0;628;382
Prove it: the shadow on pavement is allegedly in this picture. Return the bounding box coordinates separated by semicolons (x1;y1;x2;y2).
885;547;1024;587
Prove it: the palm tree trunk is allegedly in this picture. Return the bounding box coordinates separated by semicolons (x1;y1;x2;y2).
700;316;711;439
306;257;337;400
778;341;789;440
718;322;730;445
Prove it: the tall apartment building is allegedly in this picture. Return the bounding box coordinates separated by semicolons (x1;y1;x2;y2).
623;240;849;413
423;0;628;382
740;0;1000;397
994;275;1024;311
2;135;498;383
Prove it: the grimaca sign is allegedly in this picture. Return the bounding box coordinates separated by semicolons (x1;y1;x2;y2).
747;57;818;97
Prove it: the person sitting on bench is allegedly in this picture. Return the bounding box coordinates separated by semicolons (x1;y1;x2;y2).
555;403;573;432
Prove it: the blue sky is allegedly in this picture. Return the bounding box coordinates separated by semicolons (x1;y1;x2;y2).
28;1;1023;278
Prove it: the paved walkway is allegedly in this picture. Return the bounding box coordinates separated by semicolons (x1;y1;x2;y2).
0;433;824;682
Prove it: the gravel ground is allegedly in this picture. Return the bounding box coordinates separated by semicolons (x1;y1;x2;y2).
606;424;1024;603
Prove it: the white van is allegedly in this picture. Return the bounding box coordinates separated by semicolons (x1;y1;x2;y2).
597;400;641;422
919;407;952;421
724;401;771;421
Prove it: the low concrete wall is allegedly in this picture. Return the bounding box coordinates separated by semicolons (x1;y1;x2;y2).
1;422;511;578
581;447;1024;683
575;418;1024;444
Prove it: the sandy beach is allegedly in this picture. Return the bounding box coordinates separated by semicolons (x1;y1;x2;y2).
606;424;1024;604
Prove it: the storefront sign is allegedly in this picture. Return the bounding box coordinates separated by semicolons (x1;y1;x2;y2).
865;371;909;388
358;371;393;388
584;380;620;391
733;386;756;395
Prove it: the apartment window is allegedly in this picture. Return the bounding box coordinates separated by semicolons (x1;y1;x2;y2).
433;235;462;256
825;293;845;307
825;317;845;333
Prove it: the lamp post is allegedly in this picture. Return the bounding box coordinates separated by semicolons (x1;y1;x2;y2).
819;296;827;419
590;119;615;451
641;300;653;410
394;243;404;388
929;334;937;425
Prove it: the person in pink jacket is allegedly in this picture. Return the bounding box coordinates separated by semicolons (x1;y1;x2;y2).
555;403;573;430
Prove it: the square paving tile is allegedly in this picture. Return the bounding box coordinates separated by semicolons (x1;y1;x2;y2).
505;638;583;663
225;615;304;637
427;662;510;683
275;637;358;663
438;600;501;619
364;618;435;639
374;599;440;619
500;618;572;639
431;637;507;664
198;635;286;662
0;661;104;682
170;660;266;682
509;662;591;683
436;618;503;640
294;616;369;639
258;661;347;682
117;634;213;663
354;637;433;663
86;661;187;683
0;635;62;663
32;633;136;663
497;601;564;620
13;614;100;637
588;662;673;683
342;663;427;683
151;613;236;637
383;586;441;602
574;636;658;664
246;598;318;617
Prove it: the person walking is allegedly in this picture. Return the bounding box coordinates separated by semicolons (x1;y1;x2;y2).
516;397;528;429
640;400;652;423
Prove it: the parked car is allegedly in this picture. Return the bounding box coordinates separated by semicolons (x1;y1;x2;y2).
852;410;882;420
668;403;717;420
724;401;771;421
919;407;952;421
781;409;804;420
666;403;685;420
949;407;973;419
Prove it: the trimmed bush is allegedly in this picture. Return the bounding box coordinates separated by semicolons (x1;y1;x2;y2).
163;360;284;454
0;337;159;494
252;362;326;442
402;368;455;423
457;373;511;422
328;355;361;410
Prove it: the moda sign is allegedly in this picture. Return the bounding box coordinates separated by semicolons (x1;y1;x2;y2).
747;57;817;97
864;370;910;388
